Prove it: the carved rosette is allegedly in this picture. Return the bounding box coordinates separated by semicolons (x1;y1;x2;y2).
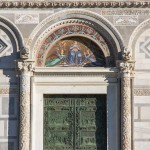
118;48;134;150
17;60;34;150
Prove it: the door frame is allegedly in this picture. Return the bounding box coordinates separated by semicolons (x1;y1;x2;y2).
31;67;120;150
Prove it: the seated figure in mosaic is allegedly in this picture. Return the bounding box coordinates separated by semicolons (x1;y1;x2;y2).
68;41;82;65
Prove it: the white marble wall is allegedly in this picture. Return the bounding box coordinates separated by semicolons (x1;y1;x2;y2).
134;28;150;150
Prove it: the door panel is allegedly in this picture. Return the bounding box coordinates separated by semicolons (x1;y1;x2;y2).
44;95;107;150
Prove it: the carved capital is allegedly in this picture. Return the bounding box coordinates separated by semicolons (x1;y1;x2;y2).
119;62;130;77
17;60;34;75
117;47;135;78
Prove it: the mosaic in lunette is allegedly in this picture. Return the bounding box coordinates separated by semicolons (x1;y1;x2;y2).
45;37;106;67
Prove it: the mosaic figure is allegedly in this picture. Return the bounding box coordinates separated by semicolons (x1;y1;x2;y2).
68;41;82;65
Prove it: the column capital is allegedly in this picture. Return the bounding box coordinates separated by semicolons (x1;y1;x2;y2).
16;59;35;75
117;47;135;78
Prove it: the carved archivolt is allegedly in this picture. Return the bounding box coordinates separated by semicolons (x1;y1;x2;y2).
0;1;149;8
35;19;111;67
27;9;124;59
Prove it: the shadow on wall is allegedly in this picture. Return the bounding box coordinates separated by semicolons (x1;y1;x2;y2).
0;25;20;150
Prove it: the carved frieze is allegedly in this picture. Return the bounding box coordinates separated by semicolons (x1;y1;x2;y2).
113;16;139;26
15;13;39;24
0;1;149;8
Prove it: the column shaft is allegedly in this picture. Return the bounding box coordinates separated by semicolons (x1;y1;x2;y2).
19;74;31;150
121;77;131;150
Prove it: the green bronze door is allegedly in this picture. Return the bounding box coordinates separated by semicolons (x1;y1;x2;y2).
44;95;107;150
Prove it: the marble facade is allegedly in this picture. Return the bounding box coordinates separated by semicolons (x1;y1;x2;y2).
0;1;150;150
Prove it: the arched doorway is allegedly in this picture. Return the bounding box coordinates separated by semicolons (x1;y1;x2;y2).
16;9;134;150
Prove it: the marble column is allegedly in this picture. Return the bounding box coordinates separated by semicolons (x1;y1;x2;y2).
118;48;135;150
17;60;34;150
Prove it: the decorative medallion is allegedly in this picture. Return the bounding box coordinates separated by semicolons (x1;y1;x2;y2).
45;37;105;67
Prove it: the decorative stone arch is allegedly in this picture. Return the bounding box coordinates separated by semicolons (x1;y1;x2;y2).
0;16;24;52
17;9;134;150
128;18;150;59
27;9;124;61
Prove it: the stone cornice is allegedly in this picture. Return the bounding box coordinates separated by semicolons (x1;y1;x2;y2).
34;67;118;78
0;1;150;8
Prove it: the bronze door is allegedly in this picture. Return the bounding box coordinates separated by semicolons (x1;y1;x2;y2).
44;95;107;150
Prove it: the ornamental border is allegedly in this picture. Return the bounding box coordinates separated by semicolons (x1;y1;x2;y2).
134;89;150;96
0;1;150;8
34;72;117;78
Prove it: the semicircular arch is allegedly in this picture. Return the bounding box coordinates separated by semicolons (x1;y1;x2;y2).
0;16;24;52
28;9;124;64
128;18;150;59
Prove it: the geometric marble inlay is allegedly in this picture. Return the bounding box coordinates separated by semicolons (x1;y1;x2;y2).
140;36;150;58
0;29;12;57
0;39;7;53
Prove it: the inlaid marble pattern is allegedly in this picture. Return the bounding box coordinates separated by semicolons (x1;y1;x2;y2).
0;29;12;57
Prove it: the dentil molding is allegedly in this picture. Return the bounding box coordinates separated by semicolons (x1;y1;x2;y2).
0;1;150;8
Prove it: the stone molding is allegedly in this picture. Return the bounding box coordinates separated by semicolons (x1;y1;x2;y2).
0;1;149;8
34;69;118;78
134;89;150;96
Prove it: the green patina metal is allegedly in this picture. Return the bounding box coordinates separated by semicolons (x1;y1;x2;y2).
44;95;107;150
